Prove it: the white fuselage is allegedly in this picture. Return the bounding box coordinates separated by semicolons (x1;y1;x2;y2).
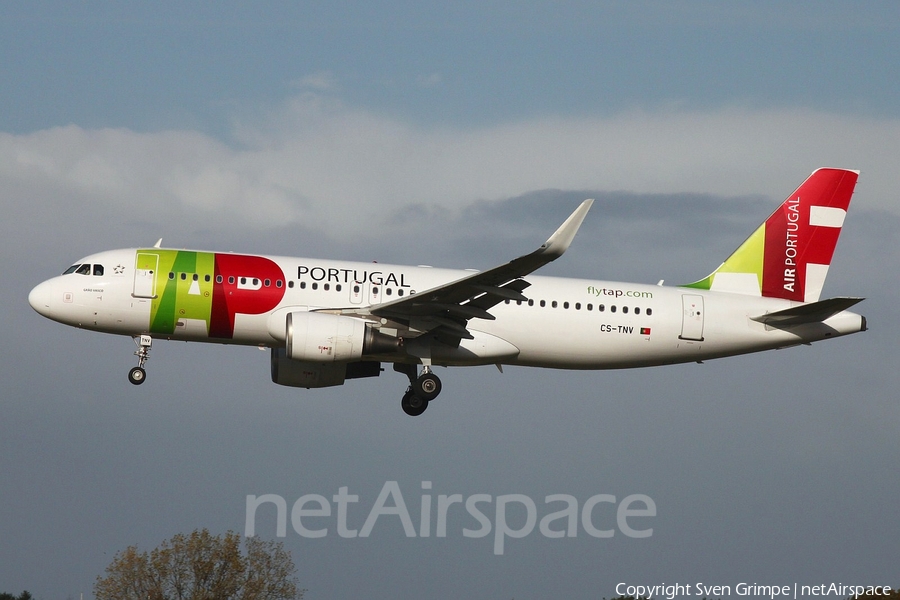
28;248;866;371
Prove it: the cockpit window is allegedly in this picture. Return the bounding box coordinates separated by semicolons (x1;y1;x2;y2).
75;264;92;275
93;264;104;276
63;265;80;275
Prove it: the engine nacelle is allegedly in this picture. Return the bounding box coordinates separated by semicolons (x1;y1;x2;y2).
285;311;399;362
271;348;381;388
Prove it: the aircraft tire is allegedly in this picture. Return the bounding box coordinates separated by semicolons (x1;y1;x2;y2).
401;389;428;416
128;366;146;385
413;373;442;401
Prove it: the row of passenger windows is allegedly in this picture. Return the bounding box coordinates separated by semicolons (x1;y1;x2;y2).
164;272;419;297
64;264;104;276
504;298;653;316
168;272;291;288
298;281;412;297
66;264;651;316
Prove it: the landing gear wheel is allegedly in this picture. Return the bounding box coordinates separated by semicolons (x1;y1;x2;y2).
413;372;442;401
128;366;146;385
401;389;429;416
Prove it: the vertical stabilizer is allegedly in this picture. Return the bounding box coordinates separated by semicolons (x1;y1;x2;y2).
685;168;859;302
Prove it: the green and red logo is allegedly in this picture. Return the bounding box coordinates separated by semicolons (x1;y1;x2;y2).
136;250;286;339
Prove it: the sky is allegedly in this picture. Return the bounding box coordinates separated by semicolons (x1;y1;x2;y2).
1;2;898;599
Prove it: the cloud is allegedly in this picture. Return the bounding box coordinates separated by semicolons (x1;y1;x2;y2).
4;97;899;243
290;71;339;91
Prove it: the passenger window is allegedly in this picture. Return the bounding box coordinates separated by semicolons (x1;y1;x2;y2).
635;307;641;315
611;305;617;313
75;264;91;275
312;283;318;290
216;275;223;284
540;300;546;307
386;288;392;296
93;264;104;276
181;273;187;281
575;303;581;310
169;272;175;280
563;302;569;309
598;304;605;312
192;273;199;281
552;301;558;308
228;276;235;284
587;303;593;311
205;275;211;282
528;299;534;306
264;279;271;287
300;282;306;289
395;288;401;296
276;280;283;288
647;308;653;316
623;306;629;314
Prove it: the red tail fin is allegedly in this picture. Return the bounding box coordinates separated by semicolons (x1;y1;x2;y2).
761;168;858;302
685;168;859;303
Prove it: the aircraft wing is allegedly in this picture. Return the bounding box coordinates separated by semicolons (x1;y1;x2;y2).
337;199;593;340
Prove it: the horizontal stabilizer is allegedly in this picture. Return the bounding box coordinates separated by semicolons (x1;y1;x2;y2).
750;297;864;327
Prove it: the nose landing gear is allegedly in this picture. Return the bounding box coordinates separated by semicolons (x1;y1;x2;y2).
128;335;152;385
395;363;443;416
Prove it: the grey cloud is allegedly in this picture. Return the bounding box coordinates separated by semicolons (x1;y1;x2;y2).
6;106;899;246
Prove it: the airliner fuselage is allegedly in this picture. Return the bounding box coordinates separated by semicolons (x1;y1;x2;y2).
28;168;867;416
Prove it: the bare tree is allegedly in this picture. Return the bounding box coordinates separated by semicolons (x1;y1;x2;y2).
94;529;303;600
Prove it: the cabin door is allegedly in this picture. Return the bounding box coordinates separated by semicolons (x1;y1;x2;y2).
679;294;705;341
133;253;159;299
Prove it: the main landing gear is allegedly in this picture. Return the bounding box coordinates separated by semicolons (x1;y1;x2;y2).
395;364;442;416
128;335;152;385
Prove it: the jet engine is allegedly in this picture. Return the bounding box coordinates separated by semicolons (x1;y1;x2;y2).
285;311;400;362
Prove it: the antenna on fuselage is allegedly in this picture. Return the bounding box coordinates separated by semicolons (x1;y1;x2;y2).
153;238;162;248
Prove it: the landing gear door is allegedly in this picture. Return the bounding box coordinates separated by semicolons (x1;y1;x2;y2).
679;294;705;341
133;253;159;299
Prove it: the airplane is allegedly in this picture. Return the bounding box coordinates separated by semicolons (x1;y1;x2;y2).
28;167;866;416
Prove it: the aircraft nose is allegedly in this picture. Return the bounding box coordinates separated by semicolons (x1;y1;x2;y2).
28;280;55;318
